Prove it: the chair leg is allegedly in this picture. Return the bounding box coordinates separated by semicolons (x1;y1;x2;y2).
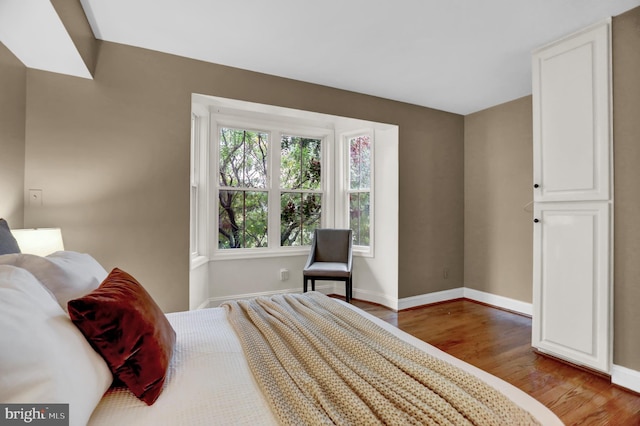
311;279;315;291
303;277;308;293
348;276;353;303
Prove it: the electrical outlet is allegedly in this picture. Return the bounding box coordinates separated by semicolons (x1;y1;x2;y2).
279;268;289;281
443;267;449;279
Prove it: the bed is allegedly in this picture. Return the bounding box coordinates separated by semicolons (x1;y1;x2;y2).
0;233;563;425
90;295;562;426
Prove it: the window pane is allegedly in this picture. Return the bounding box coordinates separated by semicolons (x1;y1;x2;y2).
350;192;370;246
281;136;321;190
349;135;371;190
219;128;268;188
280;192;322;246
218;190;268;249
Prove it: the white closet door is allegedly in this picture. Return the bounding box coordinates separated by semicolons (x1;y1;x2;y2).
532;21;611;202
532;202;611;372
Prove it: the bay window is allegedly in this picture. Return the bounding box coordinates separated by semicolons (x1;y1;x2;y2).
193;96;380;261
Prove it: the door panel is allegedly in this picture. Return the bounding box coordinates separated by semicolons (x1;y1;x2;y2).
533;22;610;202
532;202;610;372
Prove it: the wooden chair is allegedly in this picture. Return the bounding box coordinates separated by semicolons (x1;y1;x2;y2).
303;229;353;302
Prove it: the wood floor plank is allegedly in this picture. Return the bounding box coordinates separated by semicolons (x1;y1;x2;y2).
344;296;640;425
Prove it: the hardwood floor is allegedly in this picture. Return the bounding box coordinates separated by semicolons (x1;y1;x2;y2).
348;297;640;425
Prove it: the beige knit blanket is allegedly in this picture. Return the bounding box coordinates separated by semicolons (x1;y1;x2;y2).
223;292;540;426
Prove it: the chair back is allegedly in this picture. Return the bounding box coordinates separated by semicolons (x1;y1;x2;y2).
313;229;352;263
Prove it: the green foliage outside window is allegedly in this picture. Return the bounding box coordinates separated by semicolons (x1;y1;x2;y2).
280;136;322;246
218;128;269;248
349;135;371;246
218;128;322;249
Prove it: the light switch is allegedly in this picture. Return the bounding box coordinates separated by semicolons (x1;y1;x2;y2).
29;189;43;207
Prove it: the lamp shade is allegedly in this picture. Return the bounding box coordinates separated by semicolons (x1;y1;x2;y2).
11;228;65;257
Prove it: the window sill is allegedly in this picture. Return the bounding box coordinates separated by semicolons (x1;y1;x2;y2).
210;247;310;261
209;246;374;261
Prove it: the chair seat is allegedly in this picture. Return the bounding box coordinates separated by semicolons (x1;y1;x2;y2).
303;262;350;278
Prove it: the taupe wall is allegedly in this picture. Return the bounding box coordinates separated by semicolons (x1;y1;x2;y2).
23;37;463;311
0;43;26;228
398;108;464;297
612;7;640;371
464;96;533;302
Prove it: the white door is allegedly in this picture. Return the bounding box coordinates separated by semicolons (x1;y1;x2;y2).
532;21;611;202
532;202;611;373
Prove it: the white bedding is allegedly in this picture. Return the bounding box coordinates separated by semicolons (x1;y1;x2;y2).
89;300;563;425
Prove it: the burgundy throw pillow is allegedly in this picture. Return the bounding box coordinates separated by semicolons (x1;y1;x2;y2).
68;268;176;405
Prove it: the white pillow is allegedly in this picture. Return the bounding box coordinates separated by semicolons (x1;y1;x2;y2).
0;265;112;426
0;251;108;311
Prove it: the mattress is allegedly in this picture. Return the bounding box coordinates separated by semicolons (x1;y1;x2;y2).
88;300;563;425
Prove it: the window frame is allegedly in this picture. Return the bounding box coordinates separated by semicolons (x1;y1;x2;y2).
190;105;210;269
211;114;334;260
190;114;199;256
339;129;375;257
279;135;325;248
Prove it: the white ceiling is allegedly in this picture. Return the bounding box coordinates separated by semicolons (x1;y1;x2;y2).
5;1;640;114
0;0;91;79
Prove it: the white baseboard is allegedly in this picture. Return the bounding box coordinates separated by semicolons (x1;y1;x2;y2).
397;287;532;316
612;365;640;393
397;288;465;310
463;288;533;316
332;285;398;311
195;299;212;310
